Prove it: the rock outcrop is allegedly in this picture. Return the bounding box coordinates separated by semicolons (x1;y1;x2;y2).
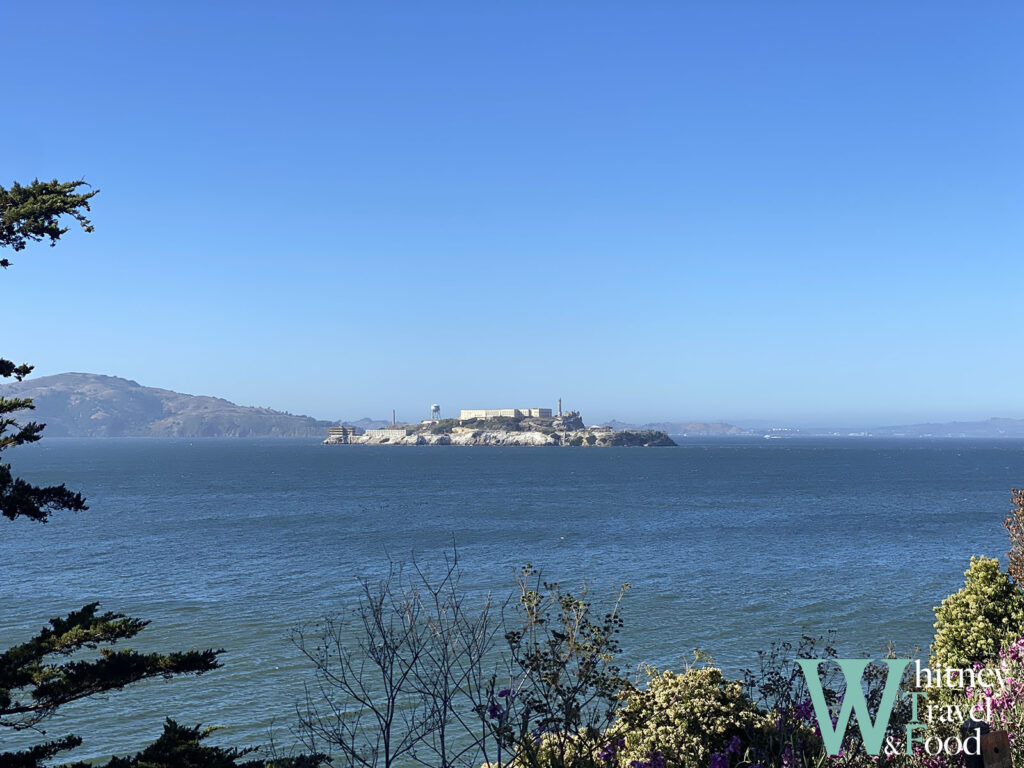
325;414;676;448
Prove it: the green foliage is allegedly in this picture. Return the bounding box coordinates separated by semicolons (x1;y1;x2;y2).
429;418;460;434
612;662;770;768
0;178;97;263
1005;489;1024;585
0;181;274;767
0;604;221;733
484;565;631;768
462;416;522;432
931;555;1024;669
58;718;325;768
1;180;94;522
1;359;87;522
607;431;675;447
568;436;583;446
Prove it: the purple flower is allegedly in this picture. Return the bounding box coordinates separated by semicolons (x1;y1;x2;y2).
710;752;729;768
598;738;626;764
629;751;665;768
795;698;815;721
498;688;513;697
486;702;503;719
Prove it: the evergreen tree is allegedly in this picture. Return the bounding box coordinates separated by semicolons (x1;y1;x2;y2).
1;179;97;522
0;178;268;766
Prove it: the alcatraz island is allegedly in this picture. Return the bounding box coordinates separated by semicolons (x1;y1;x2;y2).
323;401;676;447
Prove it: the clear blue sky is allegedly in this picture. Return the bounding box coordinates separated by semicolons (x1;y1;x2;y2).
2;2;1021;426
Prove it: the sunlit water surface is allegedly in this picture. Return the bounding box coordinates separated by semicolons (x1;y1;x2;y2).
2;438;1020;759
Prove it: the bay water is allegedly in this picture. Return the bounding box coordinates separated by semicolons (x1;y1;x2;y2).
2;438;1021;759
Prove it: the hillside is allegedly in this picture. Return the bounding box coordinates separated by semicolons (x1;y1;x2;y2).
602;420;756;436
869;418;1024;438
0;373;341;438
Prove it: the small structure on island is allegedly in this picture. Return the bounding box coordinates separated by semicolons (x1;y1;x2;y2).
326;425;365;444
431;403;441;420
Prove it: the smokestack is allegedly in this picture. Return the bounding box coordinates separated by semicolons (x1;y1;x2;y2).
392;409;396;426
558;398;562;418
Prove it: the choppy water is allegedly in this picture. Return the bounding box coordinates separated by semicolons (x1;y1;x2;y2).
2;438;1021;759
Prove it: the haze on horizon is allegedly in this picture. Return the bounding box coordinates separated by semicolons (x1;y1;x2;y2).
2;2;1021;429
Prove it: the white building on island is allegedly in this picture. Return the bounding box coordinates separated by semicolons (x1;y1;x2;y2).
459;408;552;420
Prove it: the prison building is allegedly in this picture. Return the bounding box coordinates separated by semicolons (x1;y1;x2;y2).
458;408;553;420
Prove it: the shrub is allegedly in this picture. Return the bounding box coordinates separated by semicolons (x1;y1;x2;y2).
931;556;1024;670
464;416;522;432
610;660;770;768
484;566;631;768
1005;489;1024;585
429;418;460;434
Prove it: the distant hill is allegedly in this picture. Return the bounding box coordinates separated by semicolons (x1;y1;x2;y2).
602;420;755;436
0;373;349;438
869;418;1024;438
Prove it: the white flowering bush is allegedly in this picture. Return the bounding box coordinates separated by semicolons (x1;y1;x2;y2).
607;662;770;768
931;556;1024;670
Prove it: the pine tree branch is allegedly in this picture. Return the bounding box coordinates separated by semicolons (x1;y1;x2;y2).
0;179;97;261
0;604;222;727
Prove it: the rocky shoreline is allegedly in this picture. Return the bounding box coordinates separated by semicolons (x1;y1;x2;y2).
327;429;675;447
324;412;676;447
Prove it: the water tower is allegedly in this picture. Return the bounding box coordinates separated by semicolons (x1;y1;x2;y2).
430;403;441;421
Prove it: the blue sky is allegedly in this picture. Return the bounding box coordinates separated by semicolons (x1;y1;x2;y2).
2;2;1021;426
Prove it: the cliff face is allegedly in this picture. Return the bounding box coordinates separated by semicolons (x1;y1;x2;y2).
352;430;560;447
325;416;677;448
1;373;337;438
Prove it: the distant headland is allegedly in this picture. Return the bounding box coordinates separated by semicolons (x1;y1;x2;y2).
4;373;1024;440
323;404;676;447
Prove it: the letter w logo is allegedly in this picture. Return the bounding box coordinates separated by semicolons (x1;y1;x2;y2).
796;659;910;756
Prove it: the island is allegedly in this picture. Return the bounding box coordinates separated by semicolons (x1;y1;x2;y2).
323;406;676;447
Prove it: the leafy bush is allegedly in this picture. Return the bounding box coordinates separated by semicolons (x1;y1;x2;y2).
429;418;460;434
482;565;631;768
607;431;675;447
462;416;523;432
610;659;770;768
1005;489;1024;584
931;556;1024;669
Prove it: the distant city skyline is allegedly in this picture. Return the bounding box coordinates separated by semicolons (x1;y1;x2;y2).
2;2;1021;428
